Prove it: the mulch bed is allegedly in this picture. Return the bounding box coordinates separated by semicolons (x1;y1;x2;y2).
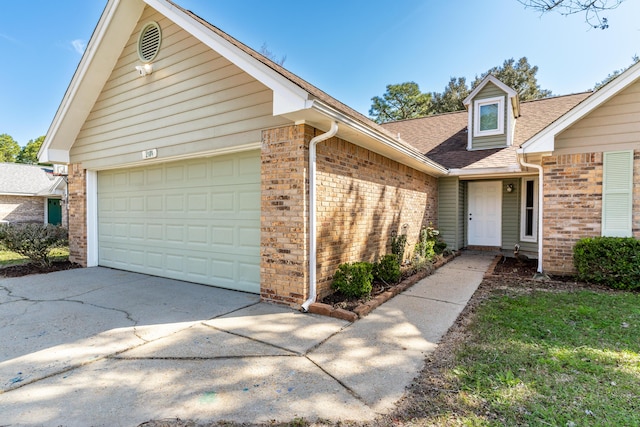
0;260;81;278
315;253;457;320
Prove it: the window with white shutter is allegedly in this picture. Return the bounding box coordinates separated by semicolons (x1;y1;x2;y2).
602;150;633;237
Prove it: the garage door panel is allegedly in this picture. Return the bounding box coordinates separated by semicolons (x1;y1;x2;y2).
98;152;261;293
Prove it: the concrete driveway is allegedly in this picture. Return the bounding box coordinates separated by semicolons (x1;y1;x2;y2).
0;254;493;426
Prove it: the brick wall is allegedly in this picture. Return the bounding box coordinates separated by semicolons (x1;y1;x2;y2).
260;123;438;307
315;138;438;299
542;150;640;275
0;195;44;223
67;164;87;266
542;153;603;274
260;124;311;306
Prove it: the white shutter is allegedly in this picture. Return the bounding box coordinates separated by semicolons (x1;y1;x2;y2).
602;150;633;237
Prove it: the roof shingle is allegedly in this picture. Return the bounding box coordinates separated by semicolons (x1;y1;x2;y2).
382;92;592;170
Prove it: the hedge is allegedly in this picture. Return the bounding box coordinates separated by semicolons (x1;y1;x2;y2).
573;237;640;290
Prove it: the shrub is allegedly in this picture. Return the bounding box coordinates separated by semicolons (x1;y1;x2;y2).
374;254;401;284
0;223;68;268
415;224;444;260
391;233;407;263
332;262;374;298
573;236;640;290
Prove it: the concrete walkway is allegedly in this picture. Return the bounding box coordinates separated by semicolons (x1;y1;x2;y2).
0;252;493;426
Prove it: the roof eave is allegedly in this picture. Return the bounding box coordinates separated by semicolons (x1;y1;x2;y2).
522;61;640;154
309;101;448;177
39;0;145;165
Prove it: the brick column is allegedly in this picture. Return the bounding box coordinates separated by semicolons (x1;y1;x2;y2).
260;124;313;307
67;164;88;266
542;153;602;274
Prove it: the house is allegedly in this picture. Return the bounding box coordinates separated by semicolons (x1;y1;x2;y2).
385;67;640;276
39;0;640;309
0;163;67;226
39;0;446;309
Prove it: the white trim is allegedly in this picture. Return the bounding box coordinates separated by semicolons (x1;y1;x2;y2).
521;61;640;154
474;96;504;137
86;170;99;267
520;177;538;243
449;165;522;177
145;0;311;116
463;75;517;106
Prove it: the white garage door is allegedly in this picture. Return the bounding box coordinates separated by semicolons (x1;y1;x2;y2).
97;151;261;293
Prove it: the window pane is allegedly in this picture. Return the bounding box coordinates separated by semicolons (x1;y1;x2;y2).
479;103;499;131
526;209;534;236
526;180;534;207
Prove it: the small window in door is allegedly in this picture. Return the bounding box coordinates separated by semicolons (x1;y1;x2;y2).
520;178;537;242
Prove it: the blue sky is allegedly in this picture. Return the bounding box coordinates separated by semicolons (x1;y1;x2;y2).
1;0;638;147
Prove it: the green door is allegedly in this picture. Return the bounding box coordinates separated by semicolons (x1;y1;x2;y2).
47;199;62;225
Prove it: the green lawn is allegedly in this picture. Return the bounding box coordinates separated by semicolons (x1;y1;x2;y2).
0;247;69;266
438;289;640;426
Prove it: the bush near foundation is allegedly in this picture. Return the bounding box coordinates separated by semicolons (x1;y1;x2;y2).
0;223;68;268
374;254;401;284
573;236;640;290
332;261;374;298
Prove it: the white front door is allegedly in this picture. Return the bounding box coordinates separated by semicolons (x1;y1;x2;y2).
468;181;502;247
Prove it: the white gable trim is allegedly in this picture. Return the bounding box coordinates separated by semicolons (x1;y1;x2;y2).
521;61;640;154
39;0;313;165
145;0;311;115
463;75;517;107
39;0;145;164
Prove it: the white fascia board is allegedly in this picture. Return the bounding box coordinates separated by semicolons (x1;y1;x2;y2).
463;75;517;106
522;61;640;154
146;0;311;116
449;165;522;177
39;0;144;164
311;101;448;177
40;149;70;165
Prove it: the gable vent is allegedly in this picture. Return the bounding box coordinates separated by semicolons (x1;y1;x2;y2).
137;22;161;63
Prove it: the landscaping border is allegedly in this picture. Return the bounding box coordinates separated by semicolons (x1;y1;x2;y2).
308;252;459;322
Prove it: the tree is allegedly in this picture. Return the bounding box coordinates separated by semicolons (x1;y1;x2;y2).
517;0;626;29
16;136;46;164
428;57;552;115
594;55;639;90
429;77;470;115
369;82;432;123
259;42;286;66
0;134;20;162
473;57;552;101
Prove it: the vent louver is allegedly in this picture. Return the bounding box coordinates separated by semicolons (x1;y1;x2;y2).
138;22;161;63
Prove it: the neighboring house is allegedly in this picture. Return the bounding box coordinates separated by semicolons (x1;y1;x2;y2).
39;0;640;309
0;163;67;226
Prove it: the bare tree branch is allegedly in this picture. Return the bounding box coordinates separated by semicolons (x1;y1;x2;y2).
518;0;625;29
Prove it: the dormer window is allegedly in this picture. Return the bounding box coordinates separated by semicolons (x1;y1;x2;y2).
474;96;504;137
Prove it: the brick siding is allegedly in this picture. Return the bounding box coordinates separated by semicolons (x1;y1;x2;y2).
67;164;88;266
260;124;311;306
260;124;438;307
542;150;640;275
0;195;44;223
315;137;437;299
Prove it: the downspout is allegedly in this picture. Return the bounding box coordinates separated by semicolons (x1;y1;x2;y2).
518;153;544;274
301;121;339;312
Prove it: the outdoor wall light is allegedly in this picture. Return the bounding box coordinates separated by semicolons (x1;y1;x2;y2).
506;183;514;193
135;63;153;77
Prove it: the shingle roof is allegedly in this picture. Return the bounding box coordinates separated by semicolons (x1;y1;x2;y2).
0;163;59;196
382;92;592;170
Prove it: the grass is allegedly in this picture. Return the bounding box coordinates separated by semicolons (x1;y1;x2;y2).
0;247;69;266
435;289;640;426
